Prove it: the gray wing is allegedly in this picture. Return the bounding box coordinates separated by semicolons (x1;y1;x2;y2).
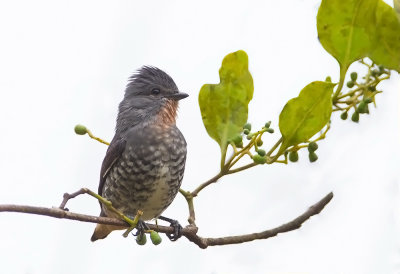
98;137;126;196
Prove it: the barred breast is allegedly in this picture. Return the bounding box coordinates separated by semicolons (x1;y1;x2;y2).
102;124;186;220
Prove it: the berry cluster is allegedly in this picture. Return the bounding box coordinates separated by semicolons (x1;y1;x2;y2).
288;141;319;163
231;122;275;165
333;61;389;123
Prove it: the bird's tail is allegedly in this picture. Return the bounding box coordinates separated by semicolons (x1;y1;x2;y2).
91;223;125;242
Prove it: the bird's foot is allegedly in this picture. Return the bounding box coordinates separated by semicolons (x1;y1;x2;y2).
132;220;150;236
158;216;183;241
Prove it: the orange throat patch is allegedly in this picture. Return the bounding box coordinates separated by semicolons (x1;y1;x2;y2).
157;100;178;126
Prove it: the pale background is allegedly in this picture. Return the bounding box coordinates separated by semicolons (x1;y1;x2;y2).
0;0;399;274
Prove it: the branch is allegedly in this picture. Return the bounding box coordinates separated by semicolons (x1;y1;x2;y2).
0;192;333;249
191;172;224;197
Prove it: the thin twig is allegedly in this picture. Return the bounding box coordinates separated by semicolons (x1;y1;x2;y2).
179;189;196;226
191;172;224;197
59;188;88;209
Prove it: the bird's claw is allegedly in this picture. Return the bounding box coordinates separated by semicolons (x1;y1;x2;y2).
158;216;183;241
167;220;182;241
132;220;150;236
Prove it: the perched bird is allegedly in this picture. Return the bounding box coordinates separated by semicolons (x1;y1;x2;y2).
91;66;188;241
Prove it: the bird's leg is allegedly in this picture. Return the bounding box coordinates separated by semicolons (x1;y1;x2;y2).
158;216;183;241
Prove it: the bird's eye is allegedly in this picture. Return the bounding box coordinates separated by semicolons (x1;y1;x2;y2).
151;88;161;95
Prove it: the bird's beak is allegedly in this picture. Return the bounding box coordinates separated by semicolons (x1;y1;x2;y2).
166;92;189;101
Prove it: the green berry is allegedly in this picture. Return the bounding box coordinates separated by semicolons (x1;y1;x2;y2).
246;135;252;140
368;85;376;91
350;72;357;81
150;231;162;245
340;112;348;120
288;151;299;162
309;152;318;162
325;76;332;82
364;98;373;104
232;135;242;145
357;101;367;113
243;129;250;135
136;233;147;245
243;123;251;131
74;124;87;135
264;121;271;128
257;149;266;157
236;142;243;148
308;142;318;152
256;139;263;146
252;154;266;164
371;69;380;77
266;128;274;133
346;81;354;88
351;111;359;122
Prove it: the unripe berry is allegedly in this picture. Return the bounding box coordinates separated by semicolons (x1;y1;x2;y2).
257;149;266;157
264;121;271;128
136;233;147;245
74;124;87;135
232;135;242;145
266;128;274;133
243;123;251;131
308;142;318;152
288;151;299;162
364;98;373;104
340;112;348;120
357;101;367;113
371;69;380;76
350;72;357;81
346;81;354;88
150;231;162;245
351;111;359;122
325;76;332;82
252;154;266;164
256;139;263;146
368;85;376;91
243;129;250;135
309;152;318;162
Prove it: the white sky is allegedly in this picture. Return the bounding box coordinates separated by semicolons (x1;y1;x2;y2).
0;0;399;274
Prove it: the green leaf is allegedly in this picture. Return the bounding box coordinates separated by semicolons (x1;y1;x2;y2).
369;1;400;72
317;0;400;74
199;50;254;160
278;81;335;154
317;0;378;74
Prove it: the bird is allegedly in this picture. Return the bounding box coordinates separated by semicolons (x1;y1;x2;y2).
91;66;188;241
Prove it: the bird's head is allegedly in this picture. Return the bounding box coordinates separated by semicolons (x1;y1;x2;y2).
116;66;188;134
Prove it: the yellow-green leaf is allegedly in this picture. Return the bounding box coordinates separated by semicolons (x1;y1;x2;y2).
317;0;378;74
278;81;335;154
317;0;400;74
199;50;254;158
369;1;400;72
